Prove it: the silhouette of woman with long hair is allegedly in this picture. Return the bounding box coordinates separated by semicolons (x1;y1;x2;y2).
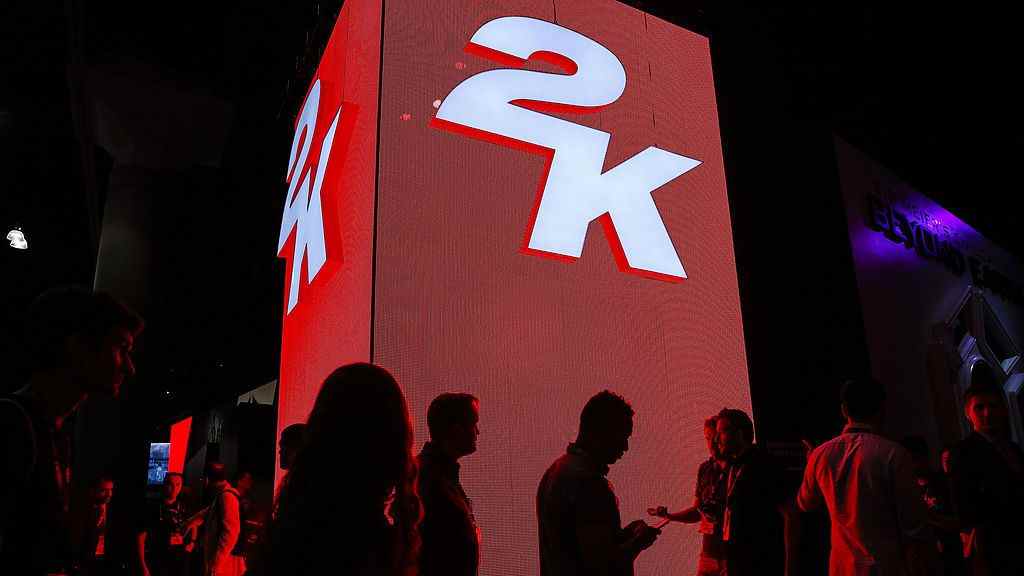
248;363;421;575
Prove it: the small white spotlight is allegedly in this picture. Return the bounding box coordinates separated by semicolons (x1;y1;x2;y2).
6;227;27;250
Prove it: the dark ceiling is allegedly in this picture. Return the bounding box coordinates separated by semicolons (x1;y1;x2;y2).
2;0;1020;415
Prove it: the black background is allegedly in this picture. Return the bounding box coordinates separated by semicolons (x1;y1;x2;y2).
1;0;1019;450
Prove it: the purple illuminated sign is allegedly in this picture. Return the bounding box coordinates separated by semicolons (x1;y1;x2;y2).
865;194;1024;305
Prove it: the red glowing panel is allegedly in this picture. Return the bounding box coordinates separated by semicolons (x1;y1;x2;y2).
274;0;381;486
277;0;750;573
376;1;749;574
168;417;191;475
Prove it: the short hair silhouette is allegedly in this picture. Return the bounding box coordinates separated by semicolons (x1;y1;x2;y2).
27;286;143;371
204;462;227;483
841;378;886;421
579;390;634;439
716;408;754;443
427;393;478;438
280;422;307;446
964;365;1003;405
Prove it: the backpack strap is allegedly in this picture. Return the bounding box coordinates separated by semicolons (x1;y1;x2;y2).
216;487;247;556
210;486;240;518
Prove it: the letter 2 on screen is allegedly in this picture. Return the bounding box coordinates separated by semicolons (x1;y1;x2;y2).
434;16;701;281
279;79;344;313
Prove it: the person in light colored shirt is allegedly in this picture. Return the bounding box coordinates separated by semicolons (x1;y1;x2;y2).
187;462;243;576
797;378;931;575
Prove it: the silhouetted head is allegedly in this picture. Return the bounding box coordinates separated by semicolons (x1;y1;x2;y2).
94;475;114;506
163;472;183;502
577;390;634;467
715;408;754;460
278;423;306;471
236;471;254;496
298;364;416;502
268;363;420;575
27;287;142;400
203;461;227;491
427;393;480;460
841;378;886;425
964;367;1008;436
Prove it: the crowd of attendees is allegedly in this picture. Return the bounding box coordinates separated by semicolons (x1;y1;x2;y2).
2;287;1023;575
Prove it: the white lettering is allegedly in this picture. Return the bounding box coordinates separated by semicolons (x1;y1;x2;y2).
279;79;343;313
435;16;700;280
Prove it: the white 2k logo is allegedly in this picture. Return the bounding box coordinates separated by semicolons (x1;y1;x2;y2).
435;17;701;281
279;79;343;314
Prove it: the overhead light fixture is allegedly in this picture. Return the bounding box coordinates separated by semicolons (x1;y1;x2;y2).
6;227;28;250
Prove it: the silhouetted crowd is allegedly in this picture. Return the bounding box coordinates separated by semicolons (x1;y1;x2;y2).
3;288;1023;575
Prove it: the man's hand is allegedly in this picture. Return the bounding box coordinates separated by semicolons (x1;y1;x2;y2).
623;519;661;554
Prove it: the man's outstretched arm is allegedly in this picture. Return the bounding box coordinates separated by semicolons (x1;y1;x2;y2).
652;498;702;523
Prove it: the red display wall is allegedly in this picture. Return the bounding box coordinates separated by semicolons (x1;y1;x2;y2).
277;1;751;573
274;0;381;485
168;416;191;475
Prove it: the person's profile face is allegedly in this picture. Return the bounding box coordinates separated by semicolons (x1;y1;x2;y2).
279;440;298;470
164;475;183;500
715;418;747;459
940;449;952;475
96;480;114;505
454;401;481;457
966;393;1008;435
79;327;136;398
704;425;717;458
601;417;633;466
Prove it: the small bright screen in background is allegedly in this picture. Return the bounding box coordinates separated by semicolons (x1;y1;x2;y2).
147;442;171;485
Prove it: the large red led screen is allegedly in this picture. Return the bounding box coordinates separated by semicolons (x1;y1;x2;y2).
277;0;751;573
373;1;751;574
274;0;381;485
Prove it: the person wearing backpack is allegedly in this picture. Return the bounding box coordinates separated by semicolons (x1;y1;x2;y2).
185;462;243;576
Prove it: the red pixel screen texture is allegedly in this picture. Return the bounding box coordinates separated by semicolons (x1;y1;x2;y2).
278;1;751;574
275;0;381;485
168;417;191;475
376;1;750;573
